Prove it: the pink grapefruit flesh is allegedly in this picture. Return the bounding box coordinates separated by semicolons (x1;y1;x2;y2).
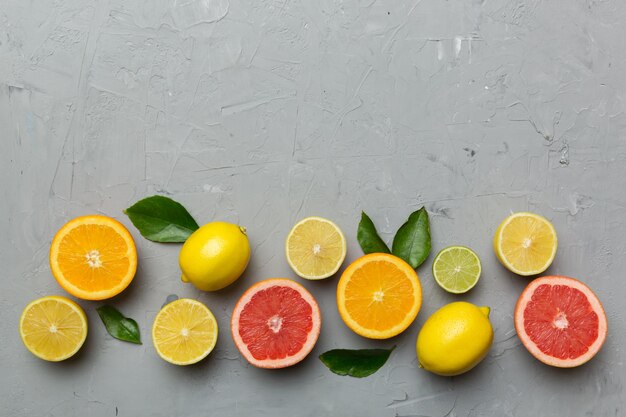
514;276;607;368
231;278;321;369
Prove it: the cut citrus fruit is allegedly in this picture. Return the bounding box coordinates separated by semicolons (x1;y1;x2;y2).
493;212;557;276
152;298;218;365
432;246;481;294
19;296;88;361
231;278;321;368
285;216;346;280
337;253;422;339
514;276;607;368
50;215;138;300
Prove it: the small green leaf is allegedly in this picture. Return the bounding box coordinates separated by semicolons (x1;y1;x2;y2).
124;195;199;242
357;211;391;254
319;347;395;378
391;207;431;268
96;305;142;344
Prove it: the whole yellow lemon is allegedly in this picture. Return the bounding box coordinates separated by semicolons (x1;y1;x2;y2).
179;222;251;291
416;301;493;376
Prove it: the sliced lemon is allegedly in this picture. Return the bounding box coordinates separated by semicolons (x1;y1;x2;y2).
19;296;88;361
493;212;558;276
152;299;218;365
285;216;347;280
432;246;482;294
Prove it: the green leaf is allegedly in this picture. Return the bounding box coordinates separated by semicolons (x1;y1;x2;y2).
319;347;395;378
96;305;142;344
391;207;431;268
123;195;199;243
357;211;391;254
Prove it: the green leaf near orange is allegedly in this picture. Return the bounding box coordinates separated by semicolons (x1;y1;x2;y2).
357;211;391;254
96;305;142;345
319;347;395;378
392;207;431;268
124;195;199;243
357;208;431;269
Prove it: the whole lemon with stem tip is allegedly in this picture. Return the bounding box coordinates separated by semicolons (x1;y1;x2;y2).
417;301;493;376
179;222;251;291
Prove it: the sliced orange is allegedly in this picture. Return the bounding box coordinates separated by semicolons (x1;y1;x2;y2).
337;253;422;339
50;215;137;300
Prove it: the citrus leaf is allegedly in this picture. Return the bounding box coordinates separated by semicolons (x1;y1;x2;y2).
357;212;390;254
124;195;199;243
96;305;141;344
391;207;431;268
319;347;395;378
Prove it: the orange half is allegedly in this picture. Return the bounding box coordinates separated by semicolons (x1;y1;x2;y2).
337;253;422;339
50;215;137;300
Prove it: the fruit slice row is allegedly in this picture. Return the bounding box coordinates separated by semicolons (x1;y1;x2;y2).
26;211;607;374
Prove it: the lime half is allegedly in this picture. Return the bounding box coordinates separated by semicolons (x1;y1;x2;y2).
432;246;482;294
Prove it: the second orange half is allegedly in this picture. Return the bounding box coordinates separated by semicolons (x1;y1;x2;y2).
337;253;422;339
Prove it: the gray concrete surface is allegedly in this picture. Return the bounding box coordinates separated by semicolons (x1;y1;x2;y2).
2;0;626;416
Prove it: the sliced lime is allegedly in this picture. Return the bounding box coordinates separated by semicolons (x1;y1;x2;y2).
432;246;481;294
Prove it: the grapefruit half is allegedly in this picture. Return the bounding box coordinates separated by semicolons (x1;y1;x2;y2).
231;278;321;369
514;276;607;367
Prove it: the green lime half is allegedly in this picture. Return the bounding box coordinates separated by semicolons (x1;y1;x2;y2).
432;246;482;294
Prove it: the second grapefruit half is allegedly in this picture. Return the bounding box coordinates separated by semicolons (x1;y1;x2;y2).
514;276;607;368
231;278;321;369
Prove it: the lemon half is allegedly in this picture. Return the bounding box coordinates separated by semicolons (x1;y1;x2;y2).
152;299;218;365
285;217;347;280
494;212;557;276
20;296;88;361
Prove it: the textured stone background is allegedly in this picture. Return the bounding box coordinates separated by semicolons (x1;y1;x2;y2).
2;0;626;416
